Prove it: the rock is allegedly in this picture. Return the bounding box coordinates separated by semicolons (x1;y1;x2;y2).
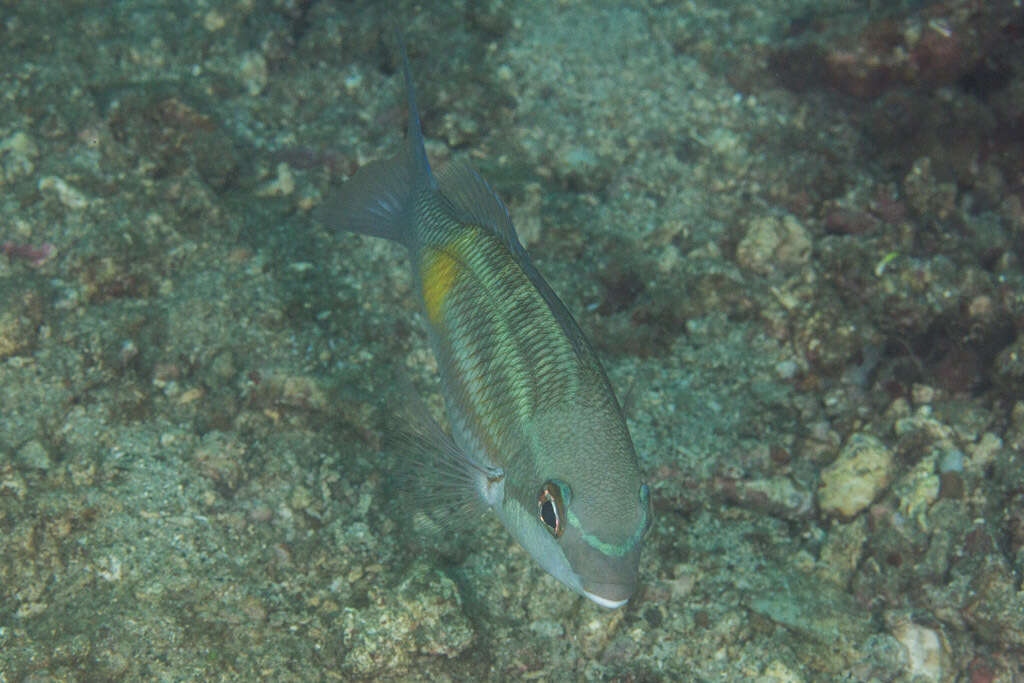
340;561;474;675
816;516;867;587
712;475;813;520
819;432;895;519
993;333;1024;393
0;289;44;360
746;572;874;651
15;440;51;471
904;157;956;221
555;143;612;193
191;431;247;492
892;455;939;530
888;614;951;683
239;51;268;96
962;555;1024;649
736;214;811;275
0;130;39;180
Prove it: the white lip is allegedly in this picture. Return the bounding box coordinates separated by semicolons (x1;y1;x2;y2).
583;590;629;609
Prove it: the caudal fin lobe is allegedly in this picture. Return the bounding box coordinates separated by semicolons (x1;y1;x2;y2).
314;33;433;247
314;154;412;243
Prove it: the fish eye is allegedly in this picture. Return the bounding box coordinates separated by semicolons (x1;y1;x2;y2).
538;481;569;538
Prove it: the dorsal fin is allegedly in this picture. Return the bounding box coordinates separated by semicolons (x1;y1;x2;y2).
435;162;517;250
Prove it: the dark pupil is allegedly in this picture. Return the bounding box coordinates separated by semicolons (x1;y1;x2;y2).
540;499;558;530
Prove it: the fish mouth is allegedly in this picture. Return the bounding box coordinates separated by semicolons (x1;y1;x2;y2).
582;580;635;609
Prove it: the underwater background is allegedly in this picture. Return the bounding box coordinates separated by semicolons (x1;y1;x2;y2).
1;0;1023;680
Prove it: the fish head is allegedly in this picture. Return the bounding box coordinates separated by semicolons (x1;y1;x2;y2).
507;405;653;608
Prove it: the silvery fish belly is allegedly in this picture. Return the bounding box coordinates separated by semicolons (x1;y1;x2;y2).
316;38;652;608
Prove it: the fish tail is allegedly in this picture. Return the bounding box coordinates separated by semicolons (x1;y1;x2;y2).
396;33;435;193
314;33;434;247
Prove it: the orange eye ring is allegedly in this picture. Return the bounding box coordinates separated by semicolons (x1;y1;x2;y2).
538;481;566;538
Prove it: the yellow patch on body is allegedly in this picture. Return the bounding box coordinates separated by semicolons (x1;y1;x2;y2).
421;247;460;325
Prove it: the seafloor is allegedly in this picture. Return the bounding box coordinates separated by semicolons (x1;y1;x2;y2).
2;0;1023;680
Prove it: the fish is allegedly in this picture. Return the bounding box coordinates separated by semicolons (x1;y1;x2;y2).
316;37;652;608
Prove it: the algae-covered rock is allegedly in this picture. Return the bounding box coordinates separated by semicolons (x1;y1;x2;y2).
340;561;474;676
736;214;811;275
816;516;867;588
0;288;44;360
746;571;874;655
961;555;1024;649
819;432;895;519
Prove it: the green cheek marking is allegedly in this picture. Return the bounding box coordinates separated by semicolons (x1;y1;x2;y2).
566;484;650;557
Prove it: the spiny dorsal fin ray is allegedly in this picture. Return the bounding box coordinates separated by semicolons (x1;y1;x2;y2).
435;162;516;248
